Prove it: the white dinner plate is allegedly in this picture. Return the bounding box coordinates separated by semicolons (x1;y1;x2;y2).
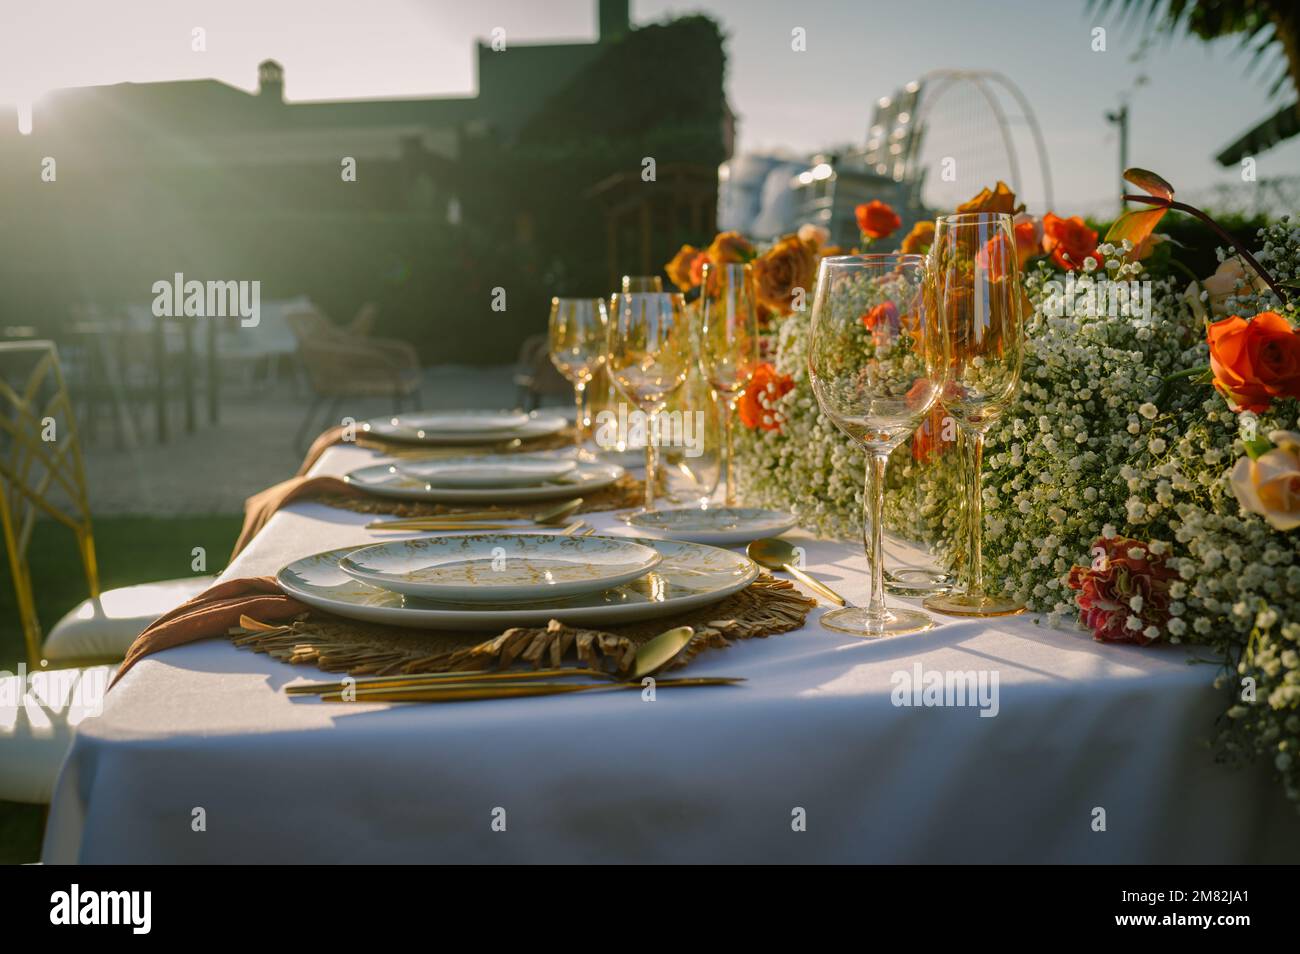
338;533;662;602
362;410;567;445
397;410;529;433
395;454;577;488
278;537;759;630
343;460;623;503
624;507;798;546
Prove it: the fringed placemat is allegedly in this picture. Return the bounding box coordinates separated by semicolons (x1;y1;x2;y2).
309;472;645;518
230;574;815;678
355;429;577;458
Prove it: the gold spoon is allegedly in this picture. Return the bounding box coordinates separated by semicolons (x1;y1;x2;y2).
746;537;847;606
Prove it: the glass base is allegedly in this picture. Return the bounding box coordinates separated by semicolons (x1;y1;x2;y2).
819;606;935;638
884;568;952;597
922;591;1025;617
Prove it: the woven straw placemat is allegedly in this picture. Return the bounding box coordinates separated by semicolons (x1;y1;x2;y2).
231;574;814;678
310;472;644;518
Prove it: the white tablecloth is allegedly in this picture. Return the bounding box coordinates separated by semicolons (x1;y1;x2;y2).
41;444;1300;863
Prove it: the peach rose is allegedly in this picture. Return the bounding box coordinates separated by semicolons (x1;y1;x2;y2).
900;219;936;255
1202;257;1270;317
956;181;1023;216
752;235;817;316
1207;310;1300;413
706;230;755;265
797;223;831;248
1041;212;1101;271
855;200;901;240
1230;430;1300;531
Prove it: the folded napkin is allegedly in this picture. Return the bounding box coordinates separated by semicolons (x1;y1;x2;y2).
297;425;347;476
111;577;308;687
233;475;365;558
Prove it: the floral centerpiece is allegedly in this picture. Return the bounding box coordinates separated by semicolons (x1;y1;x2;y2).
666;174;1300;808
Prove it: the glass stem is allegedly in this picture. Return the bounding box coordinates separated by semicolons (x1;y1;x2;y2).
722;396;736;506
865;451;889;622
644;411;658;511
573;382;586;452
965;428;986;598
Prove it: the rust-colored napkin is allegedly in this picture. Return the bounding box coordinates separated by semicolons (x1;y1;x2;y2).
233;475;365;558
297;425;347;476
111;577;307;687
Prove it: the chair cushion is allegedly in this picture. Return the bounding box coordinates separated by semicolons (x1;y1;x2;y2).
41;576;215;663
0;664;115;803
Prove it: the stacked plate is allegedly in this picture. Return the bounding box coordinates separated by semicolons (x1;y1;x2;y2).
279;533;759;630
361;409;567;446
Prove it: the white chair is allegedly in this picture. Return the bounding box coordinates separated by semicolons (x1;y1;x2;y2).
0;341;210;803
0;664;115;803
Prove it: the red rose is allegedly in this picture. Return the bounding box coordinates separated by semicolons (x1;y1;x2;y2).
1066;537;1178;646
861;301;900;347
855;200;902;240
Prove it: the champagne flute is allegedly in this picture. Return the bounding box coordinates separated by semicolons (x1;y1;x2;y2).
700;262;758;506
808;254;948;636
548;297;608;460
922;212;1026;617
607;291;690;512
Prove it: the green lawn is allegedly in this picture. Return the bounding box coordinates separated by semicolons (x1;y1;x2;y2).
0;515;242;865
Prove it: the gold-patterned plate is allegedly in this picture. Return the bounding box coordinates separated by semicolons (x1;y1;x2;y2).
338;533;662;602
277;538;759;630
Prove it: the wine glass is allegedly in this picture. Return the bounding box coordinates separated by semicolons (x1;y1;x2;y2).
607;291;691;512
621;275;664;293
808;254;949;636
548;297;608;459
922;212;1026;617
700;262;758;506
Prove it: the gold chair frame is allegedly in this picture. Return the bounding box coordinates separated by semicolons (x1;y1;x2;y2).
0;341;100;668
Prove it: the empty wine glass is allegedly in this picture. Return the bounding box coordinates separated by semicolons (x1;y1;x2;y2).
621;275;664;294
548;297;608;459
808;254;949;636
607;291;691;512
700;262;759;505
922;212;1026;617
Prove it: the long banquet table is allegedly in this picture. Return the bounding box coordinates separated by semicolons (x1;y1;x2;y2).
42;443;1300;863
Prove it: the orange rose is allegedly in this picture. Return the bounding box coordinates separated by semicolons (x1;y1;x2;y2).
706;230;755;265
817;244;846;258
752;235;817;316
738;362;794;431
956;181;1023;216
1207;310;1300;413
1041;212;1101;271
1012;213;1041;266
666;244;702;292
855;200;902;240
900;219;935;255
861;301;900;348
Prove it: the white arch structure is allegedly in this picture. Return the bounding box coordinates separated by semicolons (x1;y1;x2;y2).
904;69;1054;212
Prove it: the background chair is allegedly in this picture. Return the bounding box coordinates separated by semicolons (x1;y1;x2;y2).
0;341;212;803
511;333;570;410
286;305;423;449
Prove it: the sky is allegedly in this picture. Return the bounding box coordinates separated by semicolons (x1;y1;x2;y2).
1;0;1296;214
